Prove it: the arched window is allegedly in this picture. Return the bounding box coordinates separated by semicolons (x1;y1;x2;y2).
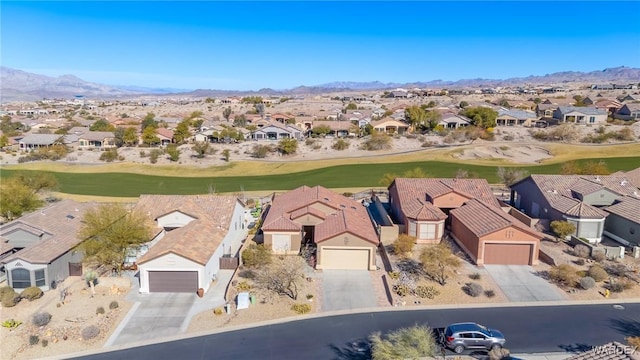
11;268;31;289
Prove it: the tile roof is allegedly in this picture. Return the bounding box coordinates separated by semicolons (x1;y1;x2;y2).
262;185;378;245
567;341;640;360
78;131;115;141
392;178;500;220
557;106;608;116
497;109;538;120
1;200;97;264
155;127;174;139
135;195;241;265
565;202;608;218
18;134;64;145
450;199;542;238
620;167;640;188
605;196;640;223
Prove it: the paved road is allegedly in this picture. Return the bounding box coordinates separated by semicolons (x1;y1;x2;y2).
485;265;567;302
321;270;377;311
74;302;640;359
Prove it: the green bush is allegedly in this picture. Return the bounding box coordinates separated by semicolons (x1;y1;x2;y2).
96;306;105;315
2;319;22;329
464;283;483;297
291;303;311;314
99;149;118;162
0;286;19;307
109;301;119;309
32;312;52;327
591;251;606;262
469;273;481;280
415;285;440;299
393;284;410;297
549;264;579;287
484;289;496;298
236;281;252;291
241;244;272;268
392;235;415;257
361;133;392;151
587;265;608;282
332;139;350;151
21;286;44;301
579;276;596;290
388;271;400;280
41;339;49;347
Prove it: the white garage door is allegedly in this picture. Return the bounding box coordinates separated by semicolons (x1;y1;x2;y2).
321;248;370;270
272;234;291;252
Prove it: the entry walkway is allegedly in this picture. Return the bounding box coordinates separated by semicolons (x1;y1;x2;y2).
484;265;566;302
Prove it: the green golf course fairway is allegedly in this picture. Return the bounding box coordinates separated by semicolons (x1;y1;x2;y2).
2;156;639;197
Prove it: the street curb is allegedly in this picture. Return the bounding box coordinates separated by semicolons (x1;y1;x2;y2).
51;299;639;359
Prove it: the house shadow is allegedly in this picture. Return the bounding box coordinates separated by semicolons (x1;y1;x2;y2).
329;339;371;360
609;317;640;337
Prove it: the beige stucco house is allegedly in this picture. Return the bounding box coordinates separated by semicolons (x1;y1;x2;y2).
261;185;379;270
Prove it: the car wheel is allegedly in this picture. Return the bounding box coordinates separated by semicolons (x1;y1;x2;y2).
491;344;502;351
453;345;465;354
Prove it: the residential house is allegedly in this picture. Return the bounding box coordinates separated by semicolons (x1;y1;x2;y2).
155;128;174;146
450;199;542;266
134;195;247;293
510;174;639;243
1;200;97;291
370;118;410;134
252;122;303;140
261;185;379;270
438;114;470;129
553;107;608;125
496;109;539;127
535;103;559;118
603;196;640;247
614;103;640;121
594;99;623;115
78;131;116;149
18;134;64;152
312;120;354;138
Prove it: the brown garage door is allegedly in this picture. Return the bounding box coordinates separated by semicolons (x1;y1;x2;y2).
484;243;532;265
148;271;198;293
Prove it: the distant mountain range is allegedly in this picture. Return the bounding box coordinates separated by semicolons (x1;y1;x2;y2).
1;66;639;102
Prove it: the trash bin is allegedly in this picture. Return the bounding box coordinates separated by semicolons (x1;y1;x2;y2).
225;303;231;314
250;294;256;304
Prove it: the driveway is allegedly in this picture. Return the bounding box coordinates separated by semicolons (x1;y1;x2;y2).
321;270;376;312
484;265;566;302
106;293;196;346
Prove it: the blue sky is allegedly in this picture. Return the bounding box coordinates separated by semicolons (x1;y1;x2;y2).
2;1;639;90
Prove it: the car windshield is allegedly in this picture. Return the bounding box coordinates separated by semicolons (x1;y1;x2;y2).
477;324;490;333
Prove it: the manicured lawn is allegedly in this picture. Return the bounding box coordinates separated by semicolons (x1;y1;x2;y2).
2;156;639;197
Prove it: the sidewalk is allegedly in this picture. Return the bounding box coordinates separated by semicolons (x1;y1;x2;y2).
510;353;570;360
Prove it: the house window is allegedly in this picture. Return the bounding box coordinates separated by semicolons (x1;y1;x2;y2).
408;221;417;237
631;227;636;235
419;224;436;239
35;269;46;287
589;116;596;123
11;268;31;289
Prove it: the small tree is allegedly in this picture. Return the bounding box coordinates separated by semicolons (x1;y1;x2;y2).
311;125;332;137
362;132;392;151
549;264;579;288
222;149;231;162
256;256;305;300
420;243;461;286
173;120;191;144
192;141;209;158
496;167;528;187
222;107;232;122
393;235;416;257
166;145;181;162
251;144;271;158
241;244;272;268
550;221;576;241
369;324;438;360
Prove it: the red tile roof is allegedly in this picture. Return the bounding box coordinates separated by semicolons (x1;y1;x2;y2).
391;178;499;221
450;199;542;238
262;185;378;245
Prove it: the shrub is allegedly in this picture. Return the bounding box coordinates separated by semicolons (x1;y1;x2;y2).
587;265;608;282
213;307;224;315
2;319;22;329
469;273;481;280
32;312;52;327
238;269;256;279
488;346;511;360
332;139;350;150
29;335;40;346
549;264;579;287
392;234;415;256
574;258;585;266
591;251;606;263
608;282;625;293
415;285;440;299
361;133;392;151
241;244;272;268
573;244;590;258
81;325;100;340
464;283;483;297
306;294;314;300
96;306;105;315
579;276;596;290
251;144;271;158
393;284;411;297
291;303;311;314
607;263;629;277
388;271;400;280
21;286;44;301
41;339;48;347
109;301;119;309
236;281;252;291
627;336;640;348
99;149;118;162
0;287;19;307
485;289;496;298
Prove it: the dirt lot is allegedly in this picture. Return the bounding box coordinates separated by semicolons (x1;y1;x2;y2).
0;276;132;360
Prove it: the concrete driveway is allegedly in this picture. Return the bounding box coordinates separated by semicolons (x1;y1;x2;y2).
321;270;376;312
106;293;196;346
484;265;566;302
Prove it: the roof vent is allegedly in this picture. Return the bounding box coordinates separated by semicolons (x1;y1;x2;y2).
595;176;601;182
552;190;558;194
66;214;75;220
340;204;346;209
324;197;330;201
621;179;628;186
